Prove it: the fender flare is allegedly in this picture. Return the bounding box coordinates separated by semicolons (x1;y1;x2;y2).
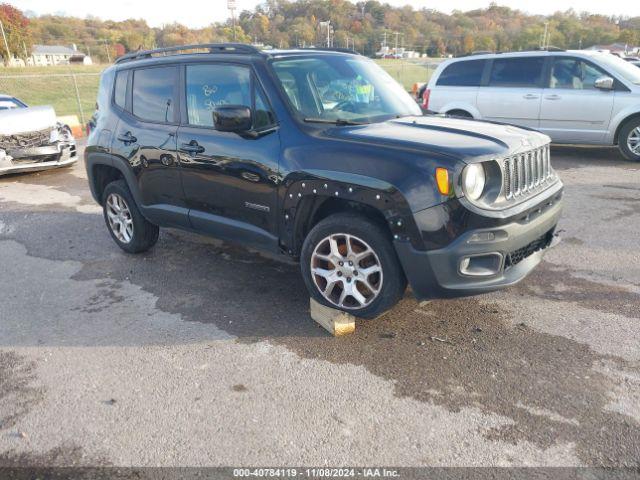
85;151;144;208
280;170;425;255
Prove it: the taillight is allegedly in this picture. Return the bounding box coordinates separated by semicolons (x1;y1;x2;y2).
422;88;431;109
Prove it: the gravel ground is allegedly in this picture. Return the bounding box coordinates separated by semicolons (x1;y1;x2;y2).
0;143;639;468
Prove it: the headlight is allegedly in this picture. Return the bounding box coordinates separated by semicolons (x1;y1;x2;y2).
461;163;486;201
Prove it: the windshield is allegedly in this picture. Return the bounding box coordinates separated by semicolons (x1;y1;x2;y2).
595;53;640;85
271;55;422;123
0;98;25;110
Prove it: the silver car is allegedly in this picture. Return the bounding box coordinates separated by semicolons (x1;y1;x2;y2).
0;95;77;175
425;50;640;161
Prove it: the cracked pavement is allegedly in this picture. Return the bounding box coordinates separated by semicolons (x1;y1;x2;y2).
0;143;639;467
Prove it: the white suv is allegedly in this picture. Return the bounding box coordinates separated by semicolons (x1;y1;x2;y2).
425;50;640;161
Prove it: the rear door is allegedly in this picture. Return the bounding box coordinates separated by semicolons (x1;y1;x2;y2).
538;56;615;143
476;56;546;128
429;59;485;114
111;64;187;227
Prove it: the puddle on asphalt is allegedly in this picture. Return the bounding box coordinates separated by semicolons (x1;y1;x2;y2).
4;211;640;466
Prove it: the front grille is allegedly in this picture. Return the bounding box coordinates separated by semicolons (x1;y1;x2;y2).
0;128;53;150
504;230;554;269
502;144;552;200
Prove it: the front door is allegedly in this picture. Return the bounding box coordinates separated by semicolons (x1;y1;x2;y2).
538;57;615;144
476;56;546;129
177;62;280;250
111;65;187;227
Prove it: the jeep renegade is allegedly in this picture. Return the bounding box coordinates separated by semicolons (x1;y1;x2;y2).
86;44;563;318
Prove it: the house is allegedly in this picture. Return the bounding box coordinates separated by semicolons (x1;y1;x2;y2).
29;45;93;66
586;43;640;56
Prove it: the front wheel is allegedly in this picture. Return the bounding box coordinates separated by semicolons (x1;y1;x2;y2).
618;118;640;162
300;213;407;319
102;179;159;253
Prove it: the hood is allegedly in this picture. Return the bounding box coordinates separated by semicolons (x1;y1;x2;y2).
327;115;550;163
0;105;57;136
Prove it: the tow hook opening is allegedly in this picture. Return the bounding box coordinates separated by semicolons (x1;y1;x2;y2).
460;253;503;277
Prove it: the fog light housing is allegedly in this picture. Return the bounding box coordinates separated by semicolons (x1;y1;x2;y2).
459;253;503;277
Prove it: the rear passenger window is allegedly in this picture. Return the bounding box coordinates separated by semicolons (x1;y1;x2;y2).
132;66;178;123
436;60;485;86
489;57;545;87
114;71;128;109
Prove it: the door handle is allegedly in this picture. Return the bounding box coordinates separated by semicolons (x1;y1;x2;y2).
545;94;561;100
522;94;539;99
117;131;137;144
180;141;205;155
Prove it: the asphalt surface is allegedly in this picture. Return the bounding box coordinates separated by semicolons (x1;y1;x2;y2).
0;143;639;467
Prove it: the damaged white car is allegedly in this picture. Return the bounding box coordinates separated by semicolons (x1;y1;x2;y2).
0;96;77;176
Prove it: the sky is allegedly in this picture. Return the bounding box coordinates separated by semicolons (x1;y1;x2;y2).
12;0;640;28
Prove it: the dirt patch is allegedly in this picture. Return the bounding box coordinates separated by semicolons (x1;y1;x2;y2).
263;292;640;466
0;351;43;431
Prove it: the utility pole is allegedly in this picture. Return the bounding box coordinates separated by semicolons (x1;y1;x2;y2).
319;21;331;48
541;22;549;49
102;39;112;63
0;20;11;65
228;0;237;42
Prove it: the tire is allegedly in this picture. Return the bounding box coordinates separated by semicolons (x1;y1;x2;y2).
102;179;159;253
300;213;407;319
618;117;640;162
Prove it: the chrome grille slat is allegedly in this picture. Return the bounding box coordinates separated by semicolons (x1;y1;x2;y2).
502;145;552;200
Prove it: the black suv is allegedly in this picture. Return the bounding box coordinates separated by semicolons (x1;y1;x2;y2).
86;43;563;318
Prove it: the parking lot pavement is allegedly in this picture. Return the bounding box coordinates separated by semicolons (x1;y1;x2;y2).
0;143;639;467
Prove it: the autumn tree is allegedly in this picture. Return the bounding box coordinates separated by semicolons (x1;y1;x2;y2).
0;3;31;63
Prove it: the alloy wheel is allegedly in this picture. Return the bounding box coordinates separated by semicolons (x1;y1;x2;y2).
106;193;134;244
310;233;383;310
627;127;640;156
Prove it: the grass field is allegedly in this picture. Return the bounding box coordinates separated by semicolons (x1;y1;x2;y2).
0;59;440;120
0;65;105;120
375;58;443;91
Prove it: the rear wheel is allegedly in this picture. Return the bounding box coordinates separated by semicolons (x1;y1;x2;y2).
619;117;640;162
301;213;407;319
102;180;159;253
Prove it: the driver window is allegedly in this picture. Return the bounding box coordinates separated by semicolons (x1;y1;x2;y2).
550;58;607;90
186;64;251;127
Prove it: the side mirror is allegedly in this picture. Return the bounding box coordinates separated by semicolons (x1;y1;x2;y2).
594;76;614;90
213;105;252;133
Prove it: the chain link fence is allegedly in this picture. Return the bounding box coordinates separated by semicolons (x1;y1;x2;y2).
0;71;101;126
0;59;441;129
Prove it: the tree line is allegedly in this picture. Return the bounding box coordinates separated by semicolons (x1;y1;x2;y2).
1;0;640;64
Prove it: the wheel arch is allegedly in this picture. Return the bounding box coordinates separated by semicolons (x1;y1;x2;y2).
437;101;481;119
613;111;640;145
86;152;141;207
280;172;425;256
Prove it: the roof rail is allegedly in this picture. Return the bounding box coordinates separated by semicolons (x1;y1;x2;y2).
115;43;262;64
535;46;565;52
298;47;361;56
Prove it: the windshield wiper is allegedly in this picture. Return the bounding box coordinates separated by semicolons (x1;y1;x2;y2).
303;117;369;126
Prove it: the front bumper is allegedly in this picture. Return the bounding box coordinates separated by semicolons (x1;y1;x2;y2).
395;193;563;300
0;142;77;176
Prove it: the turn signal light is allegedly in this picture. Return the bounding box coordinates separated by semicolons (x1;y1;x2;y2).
435;167;450;195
